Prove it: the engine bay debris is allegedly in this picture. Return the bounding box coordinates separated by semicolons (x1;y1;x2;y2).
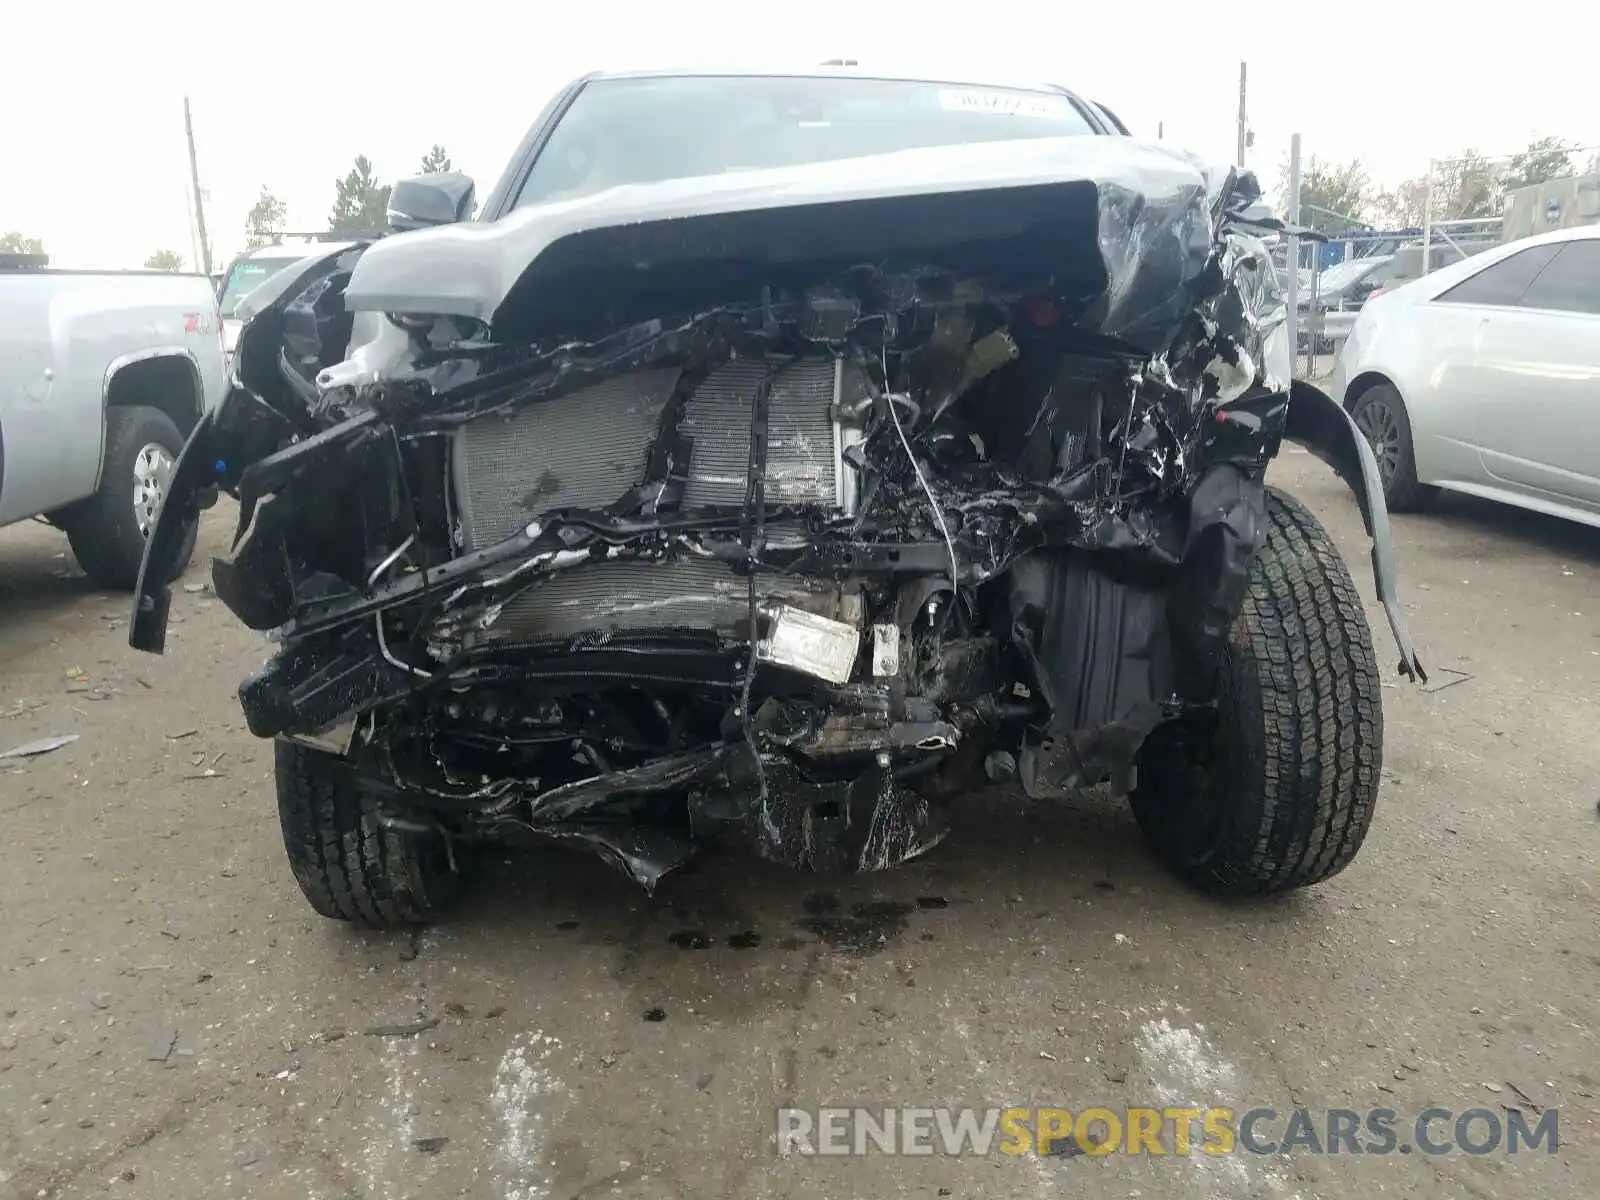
132;136;1422;889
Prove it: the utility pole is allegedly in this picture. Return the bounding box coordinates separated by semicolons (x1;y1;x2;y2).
1286;133;1303;371
1235;61;1249;167
184;96;213;275
1421;158;1435;277
183;182;203;275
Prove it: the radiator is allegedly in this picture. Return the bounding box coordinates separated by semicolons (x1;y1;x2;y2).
451;357;845;643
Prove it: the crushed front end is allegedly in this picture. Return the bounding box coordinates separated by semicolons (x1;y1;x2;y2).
132;142;1423;891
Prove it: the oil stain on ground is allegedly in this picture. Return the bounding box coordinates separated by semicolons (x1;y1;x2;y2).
662;896;949;955
794;893;949;954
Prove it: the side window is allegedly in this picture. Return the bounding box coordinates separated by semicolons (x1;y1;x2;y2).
1516;241;1600;315
1433;244;1560;307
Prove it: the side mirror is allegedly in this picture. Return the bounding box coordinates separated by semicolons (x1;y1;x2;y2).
387;172;476;232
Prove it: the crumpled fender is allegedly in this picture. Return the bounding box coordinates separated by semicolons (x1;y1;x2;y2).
1284;378;1426;682
131;243;372;656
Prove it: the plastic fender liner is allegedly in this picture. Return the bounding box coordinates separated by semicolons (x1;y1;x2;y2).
129;405;221;654
1283;378;1426;682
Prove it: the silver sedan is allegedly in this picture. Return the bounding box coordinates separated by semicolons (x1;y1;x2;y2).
1332;224;1600;526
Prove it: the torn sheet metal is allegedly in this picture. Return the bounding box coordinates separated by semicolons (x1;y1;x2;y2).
131;135;1424;891
340;136;1220;352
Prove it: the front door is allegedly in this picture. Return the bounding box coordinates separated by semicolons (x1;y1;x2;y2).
0;276;64;526
1470;239;1600;507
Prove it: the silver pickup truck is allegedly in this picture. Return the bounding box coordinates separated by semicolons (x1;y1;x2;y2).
0;255;228;588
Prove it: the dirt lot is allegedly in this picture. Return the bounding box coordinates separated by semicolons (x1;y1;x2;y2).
1;453;1595;1200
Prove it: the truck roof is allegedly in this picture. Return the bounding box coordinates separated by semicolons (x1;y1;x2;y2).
574;64;1087;99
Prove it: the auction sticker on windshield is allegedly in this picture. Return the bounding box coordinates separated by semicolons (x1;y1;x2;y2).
937;89;1073;120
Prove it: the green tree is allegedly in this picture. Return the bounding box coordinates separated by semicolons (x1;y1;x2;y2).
0;231;45;255
1502;136;1575;192
1282;156;1372;232
328;155;391;232
245;186;288;247
144;249;185;271
418;145;453;174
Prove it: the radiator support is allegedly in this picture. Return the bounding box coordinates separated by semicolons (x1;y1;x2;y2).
450;356;853;645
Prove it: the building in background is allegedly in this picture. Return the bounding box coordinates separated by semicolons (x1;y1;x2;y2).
1502;174;1600;241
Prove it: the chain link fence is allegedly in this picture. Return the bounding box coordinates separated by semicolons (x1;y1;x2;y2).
1271;136;1600;384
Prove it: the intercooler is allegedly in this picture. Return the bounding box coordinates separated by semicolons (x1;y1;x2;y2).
450;357;850;643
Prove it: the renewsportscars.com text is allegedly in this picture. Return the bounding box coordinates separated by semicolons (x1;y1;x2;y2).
776;1106;1560;1158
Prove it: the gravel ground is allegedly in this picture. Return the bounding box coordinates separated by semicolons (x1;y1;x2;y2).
1;453;1595;1200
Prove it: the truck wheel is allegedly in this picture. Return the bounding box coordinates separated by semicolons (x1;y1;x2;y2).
1130;488;1383;896
275;741;468;928
66;406;198;590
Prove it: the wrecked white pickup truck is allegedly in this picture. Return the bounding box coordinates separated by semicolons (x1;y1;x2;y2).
131;69;1424;928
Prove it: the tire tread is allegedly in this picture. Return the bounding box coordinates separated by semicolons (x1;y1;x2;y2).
274;741;461;928
1133;487;1384;895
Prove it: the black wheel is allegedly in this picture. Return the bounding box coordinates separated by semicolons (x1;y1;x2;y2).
1130;488;1383;896
1349;382;1437;511
65;406;198;590
275;741;469;928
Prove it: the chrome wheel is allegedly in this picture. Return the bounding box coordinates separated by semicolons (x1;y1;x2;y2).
132;442;175;537
1353;397;1402;488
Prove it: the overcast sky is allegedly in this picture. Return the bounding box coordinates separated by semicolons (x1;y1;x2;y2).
6;2;1597;269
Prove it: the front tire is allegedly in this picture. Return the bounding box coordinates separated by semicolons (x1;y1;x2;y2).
1130;489;1383;896
275;741;469;928
1349;382;1437;511
66;406;198;590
